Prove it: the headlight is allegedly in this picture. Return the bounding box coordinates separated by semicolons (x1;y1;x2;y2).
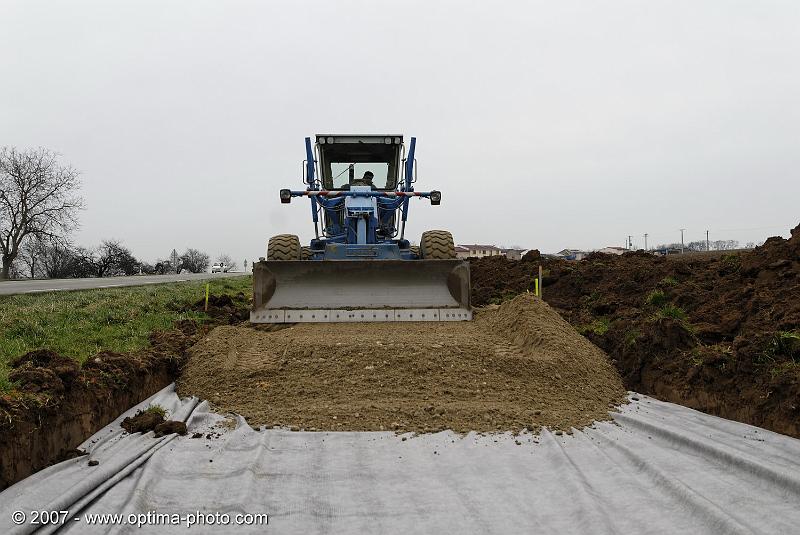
429;190;441;205
280;189;292;203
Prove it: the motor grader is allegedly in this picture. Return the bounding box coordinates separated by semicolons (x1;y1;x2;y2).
251;134;471;323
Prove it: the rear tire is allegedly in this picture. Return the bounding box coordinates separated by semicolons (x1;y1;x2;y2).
420;230;456;259
267;234;301;260
410;245;420;259
301;246;312;260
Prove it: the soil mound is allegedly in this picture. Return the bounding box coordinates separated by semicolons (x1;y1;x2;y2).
468;222;800;437
177;295;625;434
187;293;249;324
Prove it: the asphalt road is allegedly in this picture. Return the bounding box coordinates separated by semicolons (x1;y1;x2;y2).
0;272;248;296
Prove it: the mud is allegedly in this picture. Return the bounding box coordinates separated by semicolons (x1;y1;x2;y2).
177;295;626;434
469;222;800;437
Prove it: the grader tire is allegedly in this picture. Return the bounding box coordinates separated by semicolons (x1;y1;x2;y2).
301;246;312;260
410;245;420;259
420;230;456;260
267;234;301;261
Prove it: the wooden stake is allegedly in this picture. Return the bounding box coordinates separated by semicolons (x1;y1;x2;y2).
538;265;543;298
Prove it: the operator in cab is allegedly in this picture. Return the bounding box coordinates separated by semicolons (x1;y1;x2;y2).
361;171;376;189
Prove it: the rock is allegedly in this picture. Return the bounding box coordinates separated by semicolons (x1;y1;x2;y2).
88;460;99;466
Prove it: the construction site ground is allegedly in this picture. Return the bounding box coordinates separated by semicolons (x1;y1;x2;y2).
1;223;798;533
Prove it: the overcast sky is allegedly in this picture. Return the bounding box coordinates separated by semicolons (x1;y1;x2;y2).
2;0;798;263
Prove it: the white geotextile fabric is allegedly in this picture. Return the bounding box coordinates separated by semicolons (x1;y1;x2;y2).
2;385;799;534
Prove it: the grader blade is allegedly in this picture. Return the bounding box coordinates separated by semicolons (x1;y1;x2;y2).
251;259;471;323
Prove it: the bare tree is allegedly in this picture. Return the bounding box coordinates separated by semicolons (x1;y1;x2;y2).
17;235;46;279
0;147;84;279
712;239;740;251
93;239;139;277
215;253;238;271
180;248;210;273
38;240;81;279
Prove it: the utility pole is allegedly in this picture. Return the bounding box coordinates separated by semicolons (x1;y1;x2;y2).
706;230;710;251
680;229;686;253
627;235;633;250
643;233;648;251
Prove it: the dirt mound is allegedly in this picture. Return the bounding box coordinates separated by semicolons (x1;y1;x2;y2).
468;222;800;437
177;295;625;434
187;293;249;324
9;349;81;393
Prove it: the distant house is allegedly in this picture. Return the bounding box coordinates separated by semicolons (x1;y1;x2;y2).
455;245;470;259
500;248;526;260
596;247;627;256
555;249;587;261
458;244;504;258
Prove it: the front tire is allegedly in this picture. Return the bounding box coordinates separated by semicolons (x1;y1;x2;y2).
267;234;301;260
420;230;456;259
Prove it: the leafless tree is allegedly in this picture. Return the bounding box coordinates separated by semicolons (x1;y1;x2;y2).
215;253;238;271
0;147;84;279
712;239;740;251
17;235;46;278
93;239;139;277
39;241;81;279
180;248;210;273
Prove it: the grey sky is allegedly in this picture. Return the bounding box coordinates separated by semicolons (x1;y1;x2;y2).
2;1;798;264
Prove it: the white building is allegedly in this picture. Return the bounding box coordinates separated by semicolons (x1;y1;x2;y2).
596;247;627;255
457;244;504;258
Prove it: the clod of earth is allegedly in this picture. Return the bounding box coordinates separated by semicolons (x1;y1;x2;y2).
153;420;188;437
177;294;626;434
121;409;165;434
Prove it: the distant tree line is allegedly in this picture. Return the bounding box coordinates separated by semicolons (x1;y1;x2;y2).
653;239;761;252
11;239;214;279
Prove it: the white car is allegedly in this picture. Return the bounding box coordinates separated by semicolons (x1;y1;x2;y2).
211;263;230;273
